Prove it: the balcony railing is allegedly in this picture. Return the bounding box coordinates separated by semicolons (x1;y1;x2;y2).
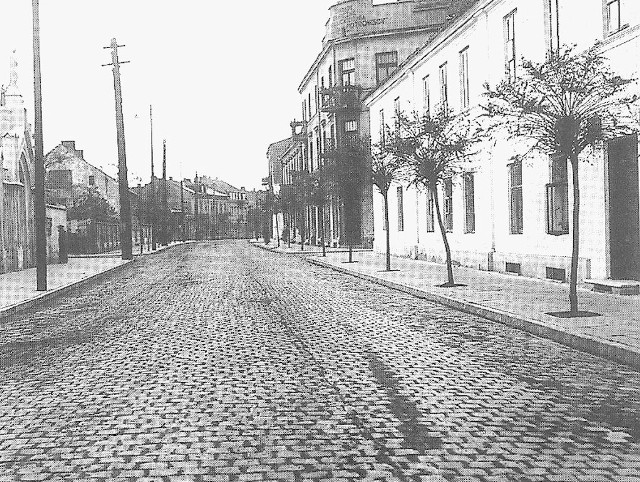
319;85;361;113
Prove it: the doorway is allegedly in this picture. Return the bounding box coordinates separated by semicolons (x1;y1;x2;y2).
608;133;640;280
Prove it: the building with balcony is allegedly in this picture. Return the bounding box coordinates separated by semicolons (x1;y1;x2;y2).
366;0;640;282
295;0;476;248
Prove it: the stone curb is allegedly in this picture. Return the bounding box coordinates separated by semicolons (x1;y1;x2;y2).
305;256;640;370
69;240;196;259
249;241;372;256
0;259;135;322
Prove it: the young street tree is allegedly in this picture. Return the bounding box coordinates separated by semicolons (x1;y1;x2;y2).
372;133;404;272
324;137;368;262
484;45;637;315
387;109;479;286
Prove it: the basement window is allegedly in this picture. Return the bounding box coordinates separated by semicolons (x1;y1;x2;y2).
505;262;521;275
546;267;566;282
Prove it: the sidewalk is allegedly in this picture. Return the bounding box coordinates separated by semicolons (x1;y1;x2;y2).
249;239;372;256
0;257;130;320
70;240;193;259
300;249;640;369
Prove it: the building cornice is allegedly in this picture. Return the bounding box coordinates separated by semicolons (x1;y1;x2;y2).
364;0;494;107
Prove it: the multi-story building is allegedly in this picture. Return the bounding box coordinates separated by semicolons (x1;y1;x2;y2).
183;176;249;240
295;0;476;248
366;0;640;282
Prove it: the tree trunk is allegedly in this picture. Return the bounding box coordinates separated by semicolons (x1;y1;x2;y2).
299;206;305;251
433;185;455;286
383;191;391;271
275;208;280;248
320;204;326;257
570;153;580;314
348;244;353;263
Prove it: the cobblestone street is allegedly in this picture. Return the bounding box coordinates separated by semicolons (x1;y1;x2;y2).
1;241;639;481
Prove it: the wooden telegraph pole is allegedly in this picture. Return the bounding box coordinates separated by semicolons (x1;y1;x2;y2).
32;0;47;291
149;105;157;251
103;38;133;260
194;173;200;240
162;140;168;245
180;178;186;242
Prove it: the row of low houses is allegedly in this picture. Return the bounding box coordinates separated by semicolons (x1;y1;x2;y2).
268;0;640;284
46;139;265;252
0;49;267;275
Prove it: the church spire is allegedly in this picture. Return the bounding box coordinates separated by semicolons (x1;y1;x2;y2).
5;50;23;106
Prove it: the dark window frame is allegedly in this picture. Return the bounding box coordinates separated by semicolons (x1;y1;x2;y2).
459;47;470;110
444;178;453;232
340;58;356;86
504;9;517;83
508;160;524;234
397;186;405;232
375;51;398;85
439;63;448;112
463;172;475;234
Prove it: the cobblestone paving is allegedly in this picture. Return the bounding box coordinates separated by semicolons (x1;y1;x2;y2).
0;241;639;481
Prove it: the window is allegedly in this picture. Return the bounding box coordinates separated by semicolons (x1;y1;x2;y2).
328;65;333;87
88;175;95;186
340;58;355;86
308;92;312;119
345;120;358;132
397;186;404;232
607;0;622;33
422;75;431;116
394;97;401;129
508;160;523;234
464;172;475;233
302;100;307;122
46;217;52;236
504;10;517;83
426;188;435;232
444;178;453;232
380;109;386;146
459;47;470;109
546;155;569;235
439;63;448;112
375;51;398;85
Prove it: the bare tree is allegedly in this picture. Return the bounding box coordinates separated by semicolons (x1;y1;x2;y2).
484;44;637;314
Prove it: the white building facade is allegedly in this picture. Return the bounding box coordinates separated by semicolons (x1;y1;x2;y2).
366;0;640;282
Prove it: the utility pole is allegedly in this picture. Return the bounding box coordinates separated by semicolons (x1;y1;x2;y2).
194;172;200;240
138;183;143;255
180;178;186;242
149;105;156;251
32;0;47;291
103;38;133;261
162;140;168;245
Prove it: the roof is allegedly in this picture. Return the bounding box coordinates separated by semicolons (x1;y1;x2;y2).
196;176;240;195
44;143;118;184
267;138;294;161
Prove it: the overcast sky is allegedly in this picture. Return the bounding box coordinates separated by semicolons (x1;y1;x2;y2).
0;1;334;191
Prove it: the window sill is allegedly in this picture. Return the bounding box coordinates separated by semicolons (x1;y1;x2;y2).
547;231;569;237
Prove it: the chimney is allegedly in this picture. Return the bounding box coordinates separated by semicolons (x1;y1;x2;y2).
62;140;76;151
